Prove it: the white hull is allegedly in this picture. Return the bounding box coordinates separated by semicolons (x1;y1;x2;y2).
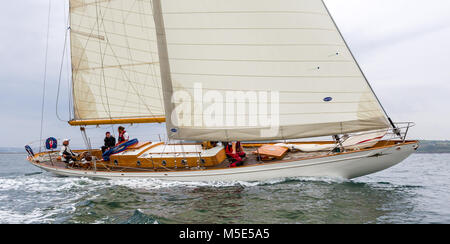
31;142;418;182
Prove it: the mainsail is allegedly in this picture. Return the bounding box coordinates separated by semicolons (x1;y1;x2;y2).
152;0;391;141
69;0;165;125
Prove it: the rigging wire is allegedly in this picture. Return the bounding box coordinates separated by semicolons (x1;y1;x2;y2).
65;0;73;120
39;0;52;152
56;0;73;121
55;22;70;122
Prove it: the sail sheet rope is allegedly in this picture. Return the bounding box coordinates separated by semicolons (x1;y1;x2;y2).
39;0;52;153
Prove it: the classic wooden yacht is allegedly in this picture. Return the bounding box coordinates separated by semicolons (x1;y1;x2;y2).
26;0;418;181
28;136;418;181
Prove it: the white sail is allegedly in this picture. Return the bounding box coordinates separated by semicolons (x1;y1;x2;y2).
153;0;391;141
69;0;164;122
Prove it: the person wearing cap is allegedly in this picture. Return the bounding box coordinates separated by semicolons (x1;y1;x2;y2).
102;132;116;153
59;139;78;165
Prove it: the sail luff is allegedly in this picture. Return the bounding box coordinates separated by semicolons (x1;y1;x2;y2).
68;0;75;121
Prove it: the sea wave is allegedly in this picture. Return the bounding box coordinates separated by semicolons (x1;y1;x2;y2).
1;152;448;224
0;172;354;193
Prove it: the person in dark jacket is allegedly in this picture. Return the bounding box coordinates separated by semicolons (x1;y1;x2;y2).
102;132;116;153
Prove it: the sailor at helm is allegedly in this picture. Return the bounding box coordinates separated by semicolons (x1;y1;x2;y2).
59;139;78;165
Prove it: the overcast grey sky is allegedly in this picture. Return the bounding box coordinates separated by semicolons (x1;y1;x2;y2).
0;0;449;148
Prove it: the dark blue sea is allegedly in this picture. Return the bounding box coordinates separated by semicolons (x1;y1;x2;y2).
0;153;449;224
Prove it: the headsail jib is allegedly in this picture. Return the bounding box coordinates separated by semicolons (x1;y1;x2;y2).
151;0;391;141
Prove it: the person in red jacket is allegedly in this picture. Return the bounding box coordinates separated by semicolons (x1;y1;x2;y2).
225;141;246;167
117;126;129;145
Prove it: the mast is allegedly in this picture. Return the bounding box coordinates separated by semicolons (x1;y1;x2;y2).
151;0;177;136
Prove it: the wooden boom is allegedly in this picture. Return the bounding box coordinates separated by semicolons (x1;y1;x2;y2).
68;117;166;126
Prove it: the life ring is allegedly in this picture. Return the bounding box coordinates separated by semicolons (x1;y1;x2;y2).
45;137;58;150
102;139;138;161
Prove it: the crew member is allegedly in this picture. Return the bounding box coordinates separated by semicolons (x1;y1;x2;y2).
59;139;78;166
225;141;246;167
117;126;129;145
102;132;116;153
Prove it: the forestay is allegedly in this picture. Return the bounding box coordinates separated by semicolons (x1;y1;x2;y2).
153;0;391;141
69;0;165;122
